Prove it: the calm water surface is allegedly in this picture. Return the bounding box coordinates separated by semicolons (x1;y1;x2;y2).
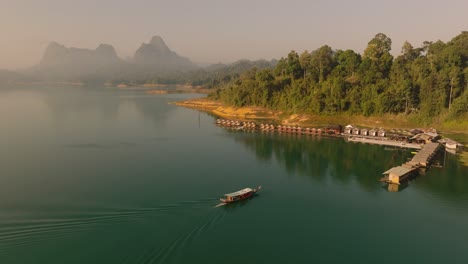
0;86;467;263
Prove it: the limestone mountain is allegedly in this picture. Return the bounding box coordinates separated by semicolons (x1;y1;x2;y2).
133;36;196;71
28;42;129;81
26;36;197;81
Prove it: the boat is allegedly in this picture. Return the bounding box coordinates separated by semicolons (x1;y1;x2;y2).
220;186;262;204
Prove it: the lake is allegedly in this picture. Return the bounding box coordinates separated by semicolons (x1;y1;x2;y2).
0;86;467;264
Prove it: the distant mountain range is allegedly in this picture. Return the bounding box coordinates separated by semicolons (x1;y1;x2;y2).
0;36;276;85
24;36;197;81
26;42;128;81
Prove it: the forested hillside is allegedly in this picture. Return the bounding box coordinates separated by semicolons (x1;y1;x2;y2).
115;59;276;88
210;32;468;123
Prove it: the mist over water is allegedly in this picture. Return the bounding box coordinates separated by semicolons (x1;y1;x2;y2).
0;86;467;263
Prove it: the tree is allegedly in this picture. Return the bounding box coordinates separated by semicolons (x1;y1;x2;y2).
286;51;303;80
310;45;334;83
401;41;419;61
299;51;312;79
363;33;392;60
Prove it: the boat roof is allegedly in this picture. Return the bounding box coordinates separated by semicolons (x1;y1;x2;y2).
224;188;253;197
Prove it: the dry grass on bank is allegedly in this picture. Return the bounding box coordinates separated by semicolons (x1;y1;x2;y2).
173;97;468;133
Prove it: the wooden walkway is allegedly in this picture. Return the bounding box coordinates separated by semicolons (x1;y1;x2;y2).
407;142;441;167
381;142;441;184
347;136;423;149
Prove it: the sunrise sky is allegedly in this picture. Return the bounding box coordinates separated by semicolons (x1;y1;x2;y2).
1;0;467;69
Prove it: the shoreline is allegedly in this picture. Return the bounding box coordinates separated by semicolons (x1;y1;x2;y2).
174;97;468;136
110;83;205;90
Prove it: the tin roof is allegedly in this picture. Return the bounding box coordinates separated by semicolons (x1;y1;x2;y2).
224;188;253;197
425;132;439;138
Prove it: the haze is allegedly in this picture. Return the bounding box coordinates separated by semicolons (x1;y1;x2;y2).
1;0;467;70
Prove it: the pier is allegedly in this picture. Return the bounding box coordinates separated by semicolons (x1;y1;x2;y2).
407;142;441;167
381;142;442;184
347;136;423;149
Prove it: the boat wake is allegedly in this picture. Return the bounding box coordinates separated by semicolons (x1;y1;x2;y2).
0;198;218;254
134;207;227;264
213;203;226;208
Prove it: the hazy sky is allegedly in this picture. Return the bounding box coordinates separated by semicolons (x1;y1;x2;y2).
1;0;467;69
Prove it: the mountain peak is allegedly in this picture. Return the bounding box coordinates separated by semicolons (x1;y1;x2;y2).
148;36;170;52
40;42;68;65
150;35;164;44
96;44;118;57
133;36;195;70
47;41;65;49
44;41;67;54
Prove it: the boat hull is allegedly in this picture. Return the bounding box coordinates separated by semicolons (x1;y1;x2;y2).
220;186;261;204
220;192;254;203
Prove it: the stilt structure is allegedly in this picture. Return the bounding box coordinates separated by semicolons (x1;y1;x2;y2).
380;142;441;184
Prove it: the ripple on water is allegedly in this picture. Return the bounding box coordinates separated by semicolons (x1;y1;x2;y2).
0;198;221;255
134;208;226;264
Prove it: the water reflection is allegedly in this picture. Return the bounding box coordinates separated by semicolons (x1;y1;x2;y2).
385;183;408;192
36;86;178;125
416;151;468;202
223;127;468;203
225;129;409;191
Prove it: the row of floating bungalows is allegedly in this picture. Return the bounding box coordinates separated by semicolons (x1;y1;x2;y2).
216;119;343;135
216;119;257;128
344;126;386;137
261;124;341;135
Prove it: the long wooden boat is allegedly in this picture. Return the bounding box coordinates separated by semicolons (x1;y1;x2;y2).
220;186;262;204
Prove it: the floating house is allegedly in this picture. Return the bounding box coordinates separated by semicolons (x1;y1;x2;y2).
439;138;464;150
326;124;342;135
382;165;417;184
378;129;386;137
344;125;353;134
446;142;459;150
411;132;440;144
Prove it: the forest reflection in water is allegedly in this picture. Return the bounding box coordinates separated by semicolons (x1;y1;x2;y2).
224;128;468;204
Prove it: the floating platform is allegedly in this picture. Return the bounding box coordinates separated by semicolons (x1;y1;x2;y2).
381;164;418;184
406;142;441;167
381;142;441;184
347;136;423;149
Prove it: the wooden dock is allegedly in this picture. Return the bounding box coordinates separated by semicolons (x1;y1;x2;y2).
407;142;441;167
381;142;441;184
347;136;423;149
